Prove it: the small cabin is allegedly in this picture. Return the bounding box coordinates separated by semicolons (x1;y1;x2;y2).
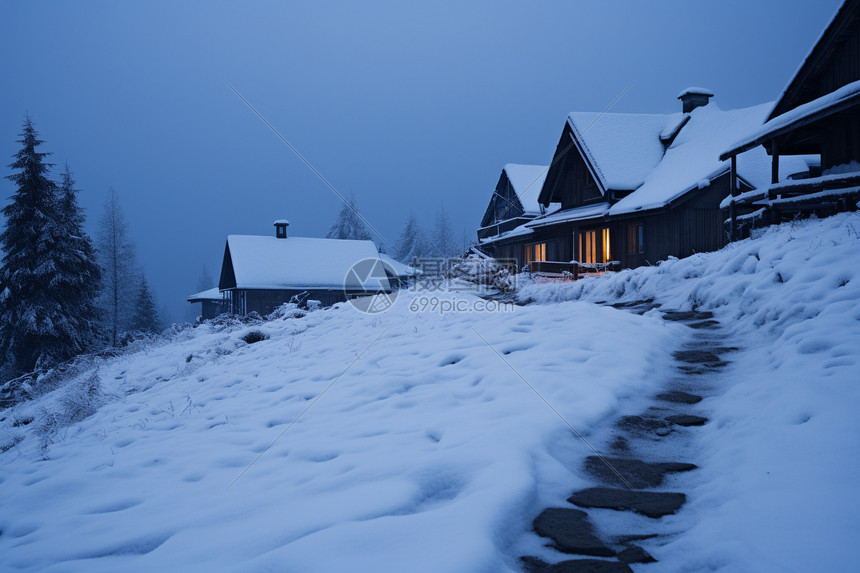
218;220;390;316
721;0;860;238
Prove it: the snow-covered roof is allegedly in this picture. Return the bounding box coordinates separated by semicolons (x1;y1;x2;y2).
502;163;549;214
224;235;389;291
722;79;860;159
186;287;221;302
678;87;714;98
526;202;610;228
478;223;534;245
610;103;781;215
273;219;290;225
567;112;684;191
378;253;422;277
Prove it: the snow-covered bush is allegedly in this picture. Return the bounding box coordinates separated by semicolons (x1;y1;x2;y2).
446;254;516;293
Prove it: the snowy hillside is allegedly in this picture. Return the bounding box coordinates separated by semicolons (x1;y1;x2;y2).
1;213;859;571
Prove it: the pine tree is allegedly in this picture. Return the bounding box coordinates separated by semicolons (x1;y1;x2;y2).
394;212;427;263
97;189;138;346
129;274;160;334
326;196;372;240
0;117;74;374
55;163;102;351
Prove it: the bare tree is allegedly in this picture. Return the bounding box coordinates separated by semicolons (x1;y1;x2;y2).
97;189;138;346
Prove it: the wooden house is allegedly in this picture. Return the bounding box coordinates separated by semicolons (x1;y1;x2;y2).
478;90;809;272
218;221;390;316
477;164;557;241
186;287;226;320
721;0;860;239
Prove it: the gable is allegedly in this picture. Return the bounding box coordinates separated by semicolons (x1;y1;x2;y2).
218;242;237;290
480;170;525;227
769;0;860;119
567;111;679;192
539;124;607;209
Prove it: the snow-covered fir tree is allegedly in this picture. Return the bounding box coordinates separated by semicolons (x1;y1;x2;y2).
97;189;138;346
129;274;160;335
394;212;427;263
56;163;102;350
326;196;373;240
0;117;82;375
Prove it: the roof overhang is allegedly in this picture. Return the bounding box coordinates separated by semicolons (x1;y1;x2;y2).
721;80;860;160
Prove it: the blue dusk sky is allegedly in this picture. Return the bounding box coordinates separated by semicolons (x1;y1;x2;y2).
0;0;842;319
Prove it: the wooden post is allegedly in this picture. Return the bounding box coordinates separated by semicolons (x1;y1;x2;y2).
771;139;780;185
730;153;737;241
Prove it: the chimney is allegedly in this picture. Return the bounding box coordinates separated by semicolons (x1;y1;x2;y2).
677;87;714;113
274;219;289;239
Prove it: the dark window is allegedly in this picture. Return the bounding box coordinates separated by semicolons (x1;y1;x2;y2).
627;223;644;254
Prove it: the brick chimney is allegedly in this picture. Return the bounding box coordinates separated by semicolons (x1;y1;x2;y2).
274;219;289;239
678;87;714;113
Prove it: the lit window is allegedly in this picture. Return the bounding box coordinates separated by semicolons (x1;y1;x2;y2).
526;243;546;263
602;228;611;262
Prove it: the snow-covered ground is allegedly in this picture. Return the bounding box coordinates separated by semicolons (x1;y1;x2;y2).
520;212;860;571
1;213;858;571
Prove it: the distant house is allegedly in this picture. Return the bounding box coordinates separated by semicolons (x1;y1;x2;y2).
478;90;809;272
477;164;558;241
218;220;390;316
721;0;860;238
186;287;225;320
378;253;421;289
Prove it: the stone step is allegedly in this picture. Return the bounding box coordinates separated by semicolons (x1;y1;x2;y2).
666;414;708;427
584;456;697;489
616;415;673;437
687;319;721;329
656;390;703;404
568;487;686;518
537;559;634;573
532;507;615;557
617;545;656;564
673;349;725;364
661;310;714;322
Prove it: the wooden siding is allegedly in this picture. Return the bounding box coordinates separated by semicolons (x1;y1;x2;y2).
488;176;730;272
227;288;351;316
540;126;603;209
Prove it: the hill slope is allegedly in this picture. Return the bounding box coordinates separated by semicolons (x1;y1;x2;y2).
1;212;858;571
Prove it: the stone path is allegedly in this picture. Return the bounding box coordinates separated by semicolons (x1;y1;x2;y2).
520;303;733;572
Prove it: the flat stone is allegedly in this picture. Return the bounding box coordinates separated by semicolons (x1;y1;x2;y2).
656;391;702;404
673;350;723;364
533;508;615;557
617;545;656;564
610;299;655;309
687;319;721;329
661;310;714;322
540;560;633;573
617;415;671;434
520;556;550;572
666;414;708;427
584;456;697;489
568;487;686;518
